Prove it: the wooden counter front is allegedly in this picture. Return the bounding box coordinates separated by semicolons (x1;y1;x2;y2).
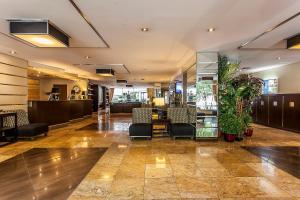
28;100;92;125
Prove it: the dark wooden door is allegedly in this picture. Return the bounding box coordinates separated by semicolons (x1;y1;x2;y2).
268;94;283;128
257;95;268;125
283;94;300;131
91;84;99;112
251;99;258;123
53;84;67;101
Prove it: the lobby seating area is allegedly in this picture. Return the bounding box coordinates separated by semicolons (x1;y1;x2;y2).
129;107;196;139
2;109;48;140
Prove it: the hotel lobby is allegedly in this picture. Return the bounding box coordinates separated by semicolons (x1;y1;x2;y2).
1;0;300;200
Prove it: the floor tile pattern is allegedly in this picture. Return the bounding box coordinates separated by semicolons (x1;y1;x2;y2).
0;114;300;200
0;148;107;200
243;146;300;179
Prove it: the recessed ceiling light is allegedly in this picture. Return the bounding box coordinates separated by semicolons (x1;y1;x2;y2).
207;27;215;32
277;57;281;60
141;27;149;32
10;50;16;55
9;20;69;47
85;56;91;59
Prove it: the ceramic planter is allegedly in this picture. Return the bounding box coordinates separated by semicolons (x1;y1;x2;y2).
244;127;253;137
224;133;236;142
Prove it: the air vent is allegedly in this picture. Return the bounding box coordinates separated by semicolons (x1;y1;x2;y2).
96;68;114;77
117;79;127;84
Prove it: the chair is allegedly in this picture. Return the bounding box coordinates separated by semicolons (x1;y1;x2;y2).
129;108;152;139
168;108;195;139
3;109;48;139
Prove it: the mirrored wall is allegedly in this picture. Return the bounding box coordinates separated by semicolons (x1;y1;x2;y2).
196;52;219;139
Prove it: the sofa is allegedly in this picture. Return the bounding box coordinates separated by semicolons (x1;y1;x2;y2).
168;107;196;139
129;108;152;139
3;109;49;139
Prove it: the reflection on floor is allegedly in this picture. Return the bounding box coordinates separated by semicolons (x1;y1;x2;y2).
243;146;300;179
0;148;107;200
0;114;300;199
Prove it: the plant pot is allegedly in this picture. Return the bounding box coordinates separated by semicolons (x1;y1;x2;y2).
244;127;253;137
224;133;236;142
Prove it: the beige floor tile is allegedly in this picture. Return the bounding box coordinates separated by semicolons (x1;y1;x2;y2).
175;176;218;199
145;164;173;178
144;178;180;199
107;178;144;200
223;163;262;177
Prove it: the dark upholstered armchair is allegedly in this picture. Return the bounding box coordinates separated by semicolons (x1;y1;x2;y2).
129;108;152;139
168;108;195;139
3;109;48;139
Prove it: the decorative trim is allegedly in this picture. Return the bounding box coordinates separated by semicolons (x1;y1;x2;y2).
0;72;27;79
68;0;110;48
0;94;27;96
239;12;300;49
0;83;28;87
0;61;27;70
0;104;27;106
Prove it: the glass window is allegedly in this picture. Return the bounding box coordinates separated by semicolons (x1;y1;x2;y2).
112;87;148;103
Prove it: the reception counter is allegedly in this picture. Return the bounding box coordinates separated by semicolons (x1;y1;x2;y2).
28;100;93;126
110;102;142;113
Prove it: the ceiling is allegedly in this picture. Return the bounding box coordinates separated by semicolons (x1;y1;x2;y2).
0;0;300;85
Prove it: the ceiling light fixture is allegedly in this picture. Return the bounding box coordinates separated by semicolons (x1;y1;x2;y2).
10;50;16;55
9;20;69;47
85;56;91;59
96;69;114;77
207;27;215;32
277;57;281;60
116;80;127;84
287;33;300;49
141;27;149;32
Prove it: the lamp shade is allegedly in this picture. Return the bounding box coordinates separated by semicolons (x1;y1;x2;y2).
153;97;165;106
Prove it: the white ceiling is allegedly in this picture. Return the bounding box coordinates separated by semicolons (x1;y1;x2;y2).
0;0;300;85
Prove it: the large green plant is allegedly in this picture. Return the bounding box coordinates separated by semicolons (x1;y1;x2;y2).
232;74;264;128
218;56;243;135
218;55;264;135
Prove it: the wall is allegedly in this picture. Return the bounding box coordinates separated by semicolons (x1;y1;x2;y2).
39;78;88;100
28;78;40;100
0;53;28;111
253;62;300;94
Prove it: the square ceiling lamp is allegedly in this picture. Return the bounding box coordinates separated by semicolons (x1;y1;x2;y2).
9;20;69;47
96;68;115;77
287;33;300;49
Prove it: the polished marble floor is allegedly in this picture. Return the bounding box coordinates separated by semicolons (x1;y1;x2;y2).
0;114;300;200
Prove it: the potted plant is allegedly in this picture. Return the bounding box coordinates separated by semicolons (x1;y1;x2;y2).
232;74;264;137
219;112;244;142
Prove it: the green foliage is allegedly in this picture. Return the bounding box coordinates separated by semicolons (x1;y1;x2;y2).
219;112;244;134
218;55;263;135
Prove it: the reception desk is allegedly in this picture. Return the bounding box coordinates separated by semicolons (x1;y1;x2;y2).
28;100;93;126
110;102;142;113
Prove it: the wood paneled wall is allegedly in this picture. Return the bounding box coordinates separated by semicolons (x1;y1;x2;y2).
252;94;300;132
0;53;28;111
28;78;40;100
